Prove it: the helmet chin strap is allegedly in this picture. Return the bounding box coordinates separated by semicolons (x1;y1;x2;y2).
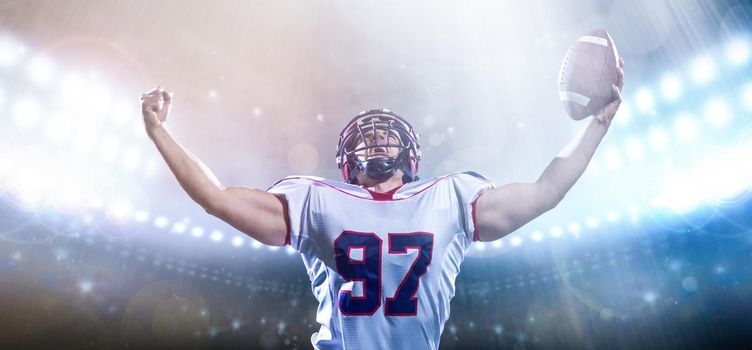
354;155;404;183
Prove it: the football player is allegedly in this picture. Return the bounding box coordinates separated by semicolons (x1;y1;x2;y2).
140;58;623;349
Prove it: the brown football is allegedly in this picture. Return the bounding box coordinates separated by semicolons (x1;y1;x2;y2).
558;29;620;120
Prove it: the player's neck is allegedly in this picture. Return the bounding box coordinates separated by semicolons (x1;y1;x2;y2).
362;173;404;193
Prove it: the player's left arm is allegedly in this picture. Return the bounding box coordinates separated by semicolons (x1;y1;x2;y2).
475;59;624;242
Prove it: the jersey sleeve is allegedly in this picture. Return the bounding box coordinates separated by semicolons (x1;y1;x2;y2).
450;171;496;243
266;176;314;250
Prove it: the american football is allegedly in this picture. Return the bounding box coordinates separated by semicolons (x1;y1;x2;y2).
559;28;621;120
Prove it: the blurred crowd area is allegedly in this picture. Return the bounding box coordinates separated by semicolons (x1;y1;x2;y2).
1;199;751;349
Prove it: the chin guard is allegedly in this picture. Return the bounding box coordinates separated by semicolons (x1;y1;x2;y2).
359;156;398;181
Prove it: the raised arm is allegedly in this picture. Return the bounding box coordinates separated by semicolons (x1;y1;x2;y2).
141;86;288;246
474;60;624;242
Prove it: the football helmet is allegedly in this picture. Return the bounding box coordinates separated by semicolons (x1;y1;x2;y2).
336;109;421;185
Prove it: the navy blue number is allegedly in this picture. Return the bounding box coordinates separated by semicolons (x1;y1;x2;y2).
334;231;382;315
334;231;434;317
385;232;434;316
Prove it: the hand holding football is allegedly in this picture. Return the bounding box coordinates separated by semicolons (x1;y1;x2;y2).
559;29;622;121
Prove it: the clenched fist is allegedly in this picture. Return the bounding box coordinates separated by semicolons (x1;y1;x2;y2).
140;85;173;133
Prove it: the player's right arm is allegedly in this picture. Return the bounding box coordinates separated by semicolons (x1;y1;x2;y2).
475;60;625;242
141;86;288;246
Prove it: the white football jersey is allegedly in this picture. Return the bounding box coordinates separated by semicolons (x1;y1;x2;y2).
267;171;495;350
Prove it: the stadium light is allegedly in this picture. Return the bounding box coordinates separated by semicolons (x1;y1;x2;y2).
44;117;72;144
0;36;25;67
689;55;716;84
602;146;623;170
105;197;135;224
510;236;522;246
52;184;88;214
655;175;701;214
134;210;150;222
642;291;658;304
531;231;544;242
628;203;641;214
58;73;86;106
88;192;104;209
121;146;142;172
78;280;93;294
700;148;752;202
27;54;55;84
672;114;699;143
172;222;187;234
726;38;750;66
647;127;669;152
191;226;204;237
210;230;224;242
72;127;100;153
550;226;563;238
614;101;631;125
624;137;644;161
634;87;655;112
703;98;731;128
111;98;136;126
585;217;599;228
7;165;49;210
154;216;169;228
659;74;682;101
567;222;582;235
12;97;41;130
741;83;752;110
232;236;244;247
627;204;641;222
98;135;121;162
606;211;621;222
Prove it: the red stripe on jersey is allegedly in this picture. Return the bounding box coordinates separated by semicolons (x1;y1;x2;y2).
471;195;481;242
277;194;292;246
